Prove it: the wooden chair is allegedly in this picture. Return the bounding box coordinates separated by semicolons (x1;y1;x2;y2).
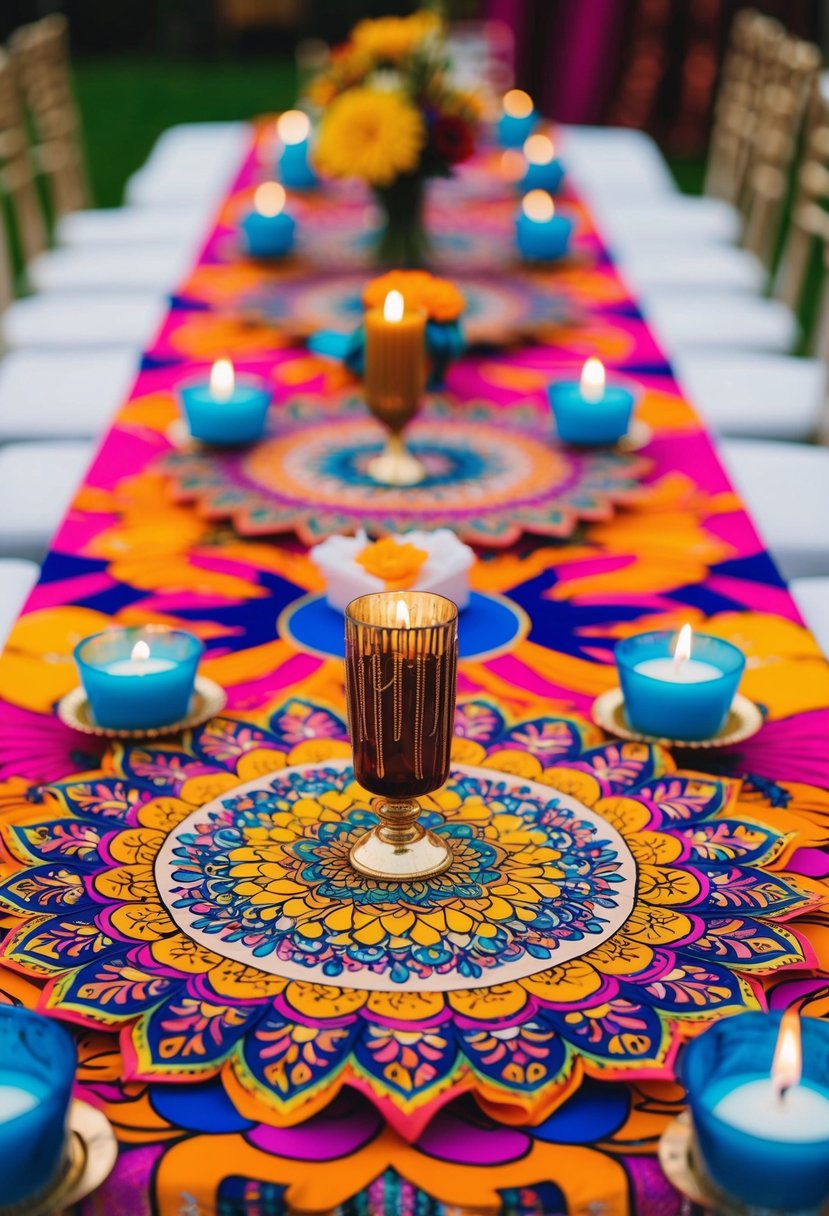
737;34;821;267
9;15;89;218
704;11;784;203
0;49;47;283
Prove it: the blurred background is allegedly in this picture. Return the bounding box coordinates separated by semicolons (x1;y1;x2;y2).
0;0;823;206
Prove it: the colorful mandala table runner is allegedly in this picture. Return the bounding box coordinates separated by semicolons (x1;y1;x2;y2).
0;123;826;1216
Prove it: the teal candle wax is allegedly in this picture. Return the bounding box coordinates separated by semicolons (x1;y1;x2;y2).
683;1014;829;1212
548;375;637;446
498;90;538;147
276;109;318;190
241;208;295;258
516;192;573;261
0;1007;76;1207
521;156;565;194
241;181;295;259
75;626;203;730
278;139;318;190
179;366;271;446
520;134;565;194
615;629;745;741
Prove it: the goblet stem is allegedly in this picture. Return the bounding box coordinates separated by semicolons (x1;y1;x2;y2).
349;796;452;880
366;433;427;486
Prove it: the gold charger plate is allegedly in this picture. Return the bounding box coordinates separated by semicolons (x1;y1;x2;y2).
657;1112;829;1216
57;676;226;740
0;1099;118;1216
617;419;653;452
592;687;763;749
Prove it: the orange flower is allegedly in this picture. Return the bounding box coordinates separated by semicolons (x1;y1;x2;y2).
356;537;429;588
363;270;465;323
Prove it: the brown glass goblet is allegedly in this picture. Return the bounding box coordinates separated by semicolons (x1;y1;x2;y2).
345;590;458;880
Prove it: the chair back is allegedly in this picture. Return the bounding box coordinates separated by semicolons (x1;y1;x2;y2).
704;11;784;202
768;91;829;359
0;48;46;296
10;14;89;216
739;33;822;269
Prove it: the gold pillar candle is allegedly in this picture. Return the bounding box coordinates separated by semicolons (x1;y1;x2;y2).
345;591;457;880
364;289;428;486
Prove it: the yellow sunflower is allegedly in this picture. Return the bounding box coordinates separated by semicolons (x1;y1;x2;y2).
351;11;442;62
314;87;425;186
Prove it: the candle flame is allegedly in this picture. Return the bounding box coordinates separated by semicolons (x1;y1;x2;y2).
580;357;605;403
524;133;555;165
383;289;405;324
209;359;235;402
277;109;310;145
131;640;150;663
673;623;693;667
522;189;554;222
772;1009;802;1099
503;88;533;119
254;181;286;217
395;597;411;628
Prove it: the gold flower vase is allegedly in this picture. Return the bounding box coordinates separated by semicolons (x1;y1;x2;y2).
345;591;458;880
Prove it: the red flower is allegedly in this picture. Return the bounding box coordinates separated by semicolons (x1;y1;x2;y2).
432;114;475;164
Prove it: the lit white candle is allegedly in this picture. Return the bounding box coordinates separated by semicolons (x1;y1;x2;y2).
277;109;311;146
580;357;606;404
209;359;235;403
713;1013;829;1142
634;623;722;684
106;640;177;677
0;1084;38;1122
503;89;534;120
522;189;555;223
524;133;556;165
253;181;286;218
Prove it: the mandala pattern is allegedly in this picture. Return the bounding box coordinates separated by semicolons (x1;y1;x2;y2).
0;698;815;1140
155;760;635;992
227;270;574;345
160;394;649;546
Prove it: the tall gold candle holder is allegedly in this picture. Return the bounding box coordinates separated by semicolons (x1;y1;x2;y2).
345;591;457;880
364;289;427;486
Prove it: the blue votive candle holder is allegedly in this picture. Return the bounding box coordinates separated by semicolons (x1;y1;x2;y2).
179;359;271;446
75;625;203;731
498;89;537;148
521;133;565;194
241;182;296;258
682;1013;829;1213
548;360;638;446
0;1006;76;1208
276;109;318;190
516;190;573;261
615;628;745;741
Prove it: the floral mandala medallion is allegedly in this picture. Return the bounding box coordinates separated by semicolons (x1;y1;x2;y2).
0;698;816;1137
159;394;649;547
154;761;635;993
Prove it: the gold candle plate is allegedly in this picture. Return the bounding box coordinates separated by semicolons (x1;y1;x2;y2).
0;1100;118;1216
657;1112;829;1216
592;687;763;749
617;419;653;452
58;676;227;739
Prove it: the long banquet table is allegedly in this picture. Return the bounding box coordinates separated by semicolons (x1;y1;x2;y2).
0;122;827;1216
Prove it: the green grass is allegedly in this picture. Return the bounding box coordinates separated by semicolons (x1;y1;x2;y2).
73;56;297;207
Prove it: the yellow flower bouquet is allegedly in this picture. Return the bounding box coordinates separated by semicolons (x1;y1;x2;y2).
308;10;481;265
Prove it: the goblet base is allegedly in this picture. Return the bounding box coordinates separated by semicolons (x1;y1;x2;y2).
350;823;453;881
366;435;426;486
